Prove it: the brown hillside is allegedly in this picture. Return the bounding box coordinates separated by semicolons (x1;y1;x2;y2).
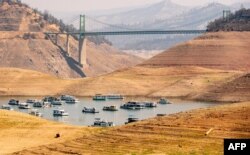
0;67;241;103
142;32;250;71
0;2;143;78
0;109;95;155
196;73;250;102
55;35;144;77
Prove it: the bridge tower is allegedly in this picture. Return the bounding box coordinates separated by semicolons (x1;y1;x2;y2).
223;10;231;21
78;15;87;67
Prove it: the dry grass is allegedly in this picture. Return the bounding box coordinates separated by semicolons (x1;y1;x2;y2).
11;102;250;155
196;73;250;102
0;66;242;101
0;110;100;155
65;66;240;99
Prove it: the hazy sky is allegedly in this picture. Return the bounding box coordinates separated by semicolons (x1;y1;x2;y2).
22;0;248;12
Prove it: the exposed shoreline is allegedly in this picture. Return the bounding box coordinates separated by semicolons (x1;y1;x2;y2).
0;94;236;104
4;101;249;155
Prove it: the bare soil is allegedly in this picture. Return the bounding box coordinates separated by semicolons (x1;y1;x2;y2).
9;102;250;155
142;32;250;72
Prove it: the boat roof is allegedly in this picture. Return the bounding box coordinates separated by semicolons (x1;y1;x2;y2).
19;103;28;105
54;109;65;111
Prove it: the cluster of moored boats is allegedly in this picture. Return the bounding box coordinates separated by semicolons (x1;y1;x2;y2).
89;98;171;127
1;95;79;117
1;94;172;127
120;99;171;110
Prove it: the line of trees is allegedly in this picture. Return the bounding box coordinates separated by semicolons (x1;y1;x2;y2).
207;8;250;32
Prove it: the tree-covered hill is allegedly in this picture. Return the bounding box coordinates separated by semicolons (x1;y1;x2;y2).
207;8;250;31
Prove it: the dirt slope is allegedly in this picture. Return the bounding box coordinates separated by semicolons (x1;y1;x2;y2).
64;66;240;98
0;68;75;96
55;36;144;77
0;67;241;102
12;102;250;155
0;109;97;155
196;73;250;102
0;2;143;78
142;32;250;71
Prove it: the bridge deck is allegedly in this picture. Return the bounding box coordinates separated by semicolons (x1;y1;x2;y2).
45;30;207;36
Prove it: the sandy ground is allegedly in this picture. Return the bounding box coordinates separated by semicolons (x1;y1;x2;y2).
0;110;99;155
8;102;250;155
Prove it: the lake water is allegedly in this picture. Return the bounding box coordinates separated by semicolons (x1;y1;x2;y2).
0;97;217;126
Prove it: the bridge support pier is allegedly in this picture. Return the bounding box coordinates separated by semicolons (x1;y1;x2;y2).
78;36;87;67
55;34;58;45
66;34;70;56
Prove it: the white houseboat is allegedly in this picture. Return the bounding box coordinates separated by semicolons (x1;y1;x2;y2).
91;118;115;127
18;103;31;109
26;99;37;104
106;94;124;100
53;109;69;116
103;105;119;111
33;101;44;108
82;107;99;113
158;98;172;104
8;99;19;105
120;101;145;110
51;99;64;106
1;105;13;111
29;109;43;117
143;101;157;108
61;95;79;104
93;94;106;101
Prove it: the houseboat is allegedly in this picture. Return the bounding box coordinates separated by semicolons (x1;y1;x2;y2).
103;105;118;111
29;109;43;117
158;98;172;104
51;99;64;106
93;94;106;101
1;105;13;111
61;95;72;100
82;107;99;113
120;101;145;110
65;97;79;104
8;99;19;105
18;103;31;109
125;117;139;124
53;109;69;116
33;101;44;108
91;118;115;127
26;99;37;104
60;95;79;103
43;96;58;103
143;101;157;108
106;94;124;100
